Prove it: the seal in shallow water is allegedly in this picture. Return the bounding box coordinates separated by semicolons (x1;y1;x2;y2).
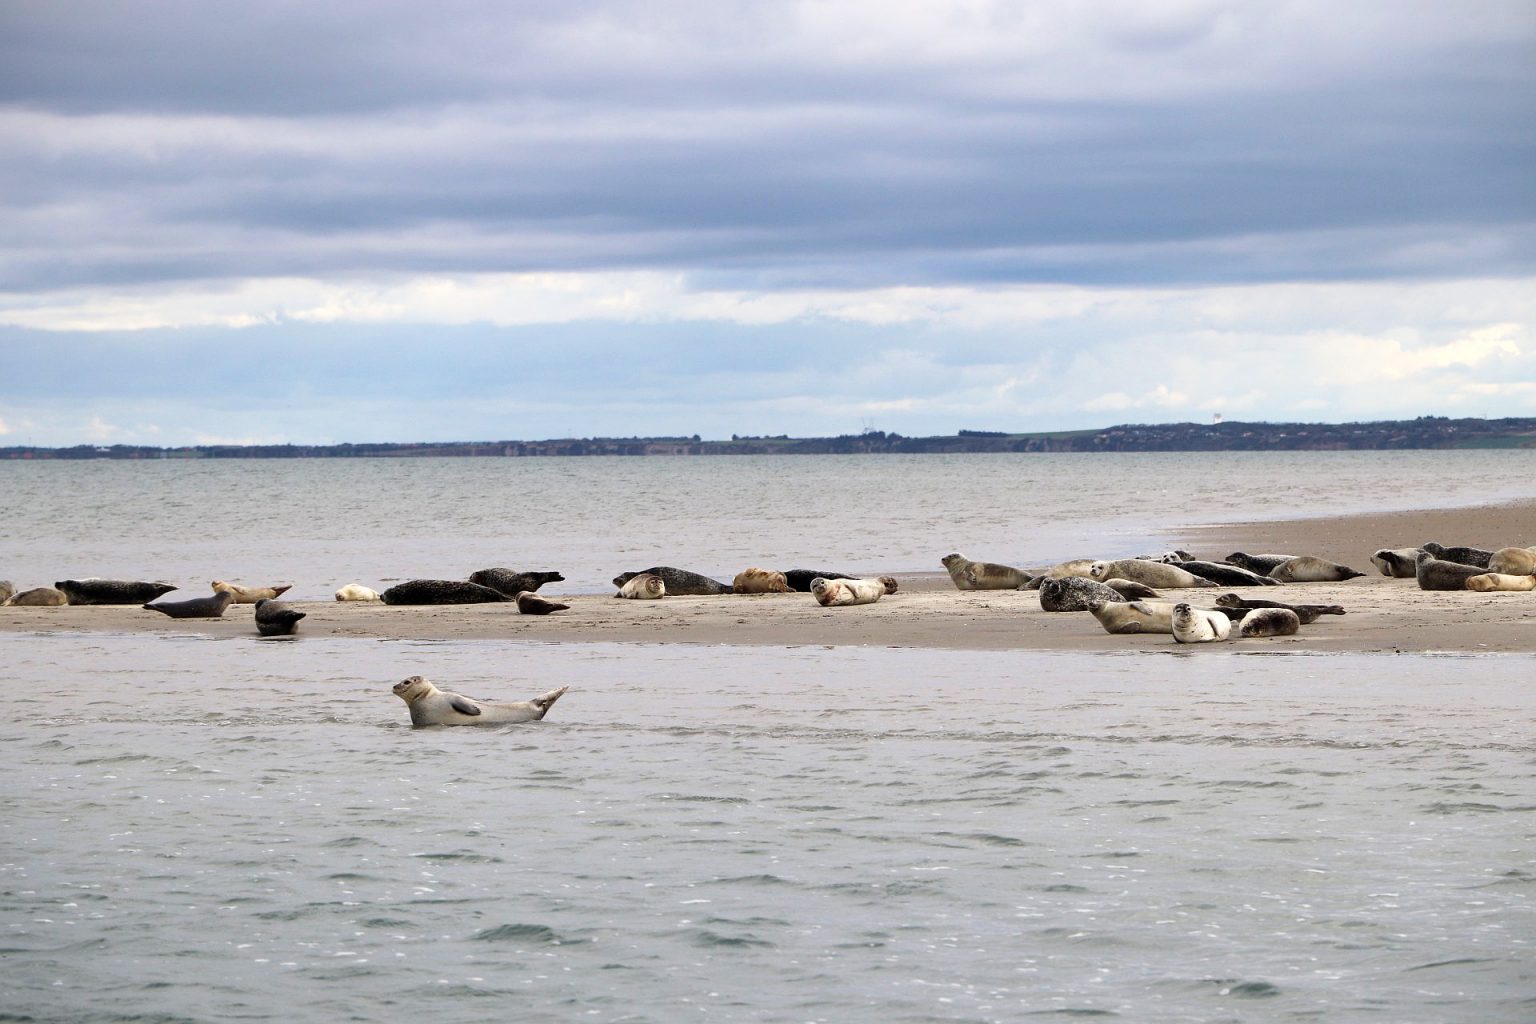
617;573;666;599
1086;597;1175;635
1267;556;1365;583
392;676;568;727
612;567;730;596
381;580;509;605
941;553;1029;590
1237;607;1301;638
1171;602;1232;644
56;579;178;605
6;586;67;606
467;568;565;597
254;598;306;636
1414;551;1487;591
144;590;236;618
212;581;292;603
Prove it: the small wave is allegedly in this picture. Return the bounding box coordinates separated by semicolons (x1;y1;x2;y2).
410;850;505;863
1406;957;1500;972
690;928;774;949
470;923;583;944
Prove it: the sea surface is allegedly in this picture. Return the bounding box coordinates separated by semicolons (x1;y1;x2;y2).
2;451;1534;1022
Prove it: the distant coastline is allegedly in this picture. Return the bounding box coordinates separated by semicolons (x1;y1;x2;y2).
5;415;1534;459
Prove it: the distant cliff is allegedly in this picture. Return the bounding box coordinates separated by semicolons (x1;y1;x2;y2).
5;416;1535;459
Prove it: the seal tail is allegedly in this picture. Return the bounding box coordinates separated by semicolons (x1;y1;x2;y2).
529;686;569;719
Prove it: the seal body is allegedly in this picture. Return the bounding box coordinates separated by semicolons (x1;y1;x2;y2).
392;676;568;727
56;579;178;605
1089;559;1216;589
1223;552;1297;574
1087;598;1175;635
516;591;570;614
1488;547;1536;575
381;580;509;605
1238;607;1301;638
1415;551;1486;591
6;586;68;606
1370;548;1423;578
617;573;666;599
1267;557;1365;583
1213;593;1343;622
1018;560;1099;590
254;598;306;636
1465;572;1536;593
144;591;236;618
782;569;856;592
1421;543;1493;568
1163;559;1277;587
733;568;794;594
941;553;1029;590
1100;578;1160;600
334;584;382;601
467;568;565;597
1038;575;1124;612
212;581;292;603
612;567;730;596
811;576;888;606
1171;603;1232;644
0;581;13;605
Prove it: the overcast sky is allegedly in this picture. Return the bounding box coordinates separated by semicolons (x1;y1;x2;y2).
1;0;1533;446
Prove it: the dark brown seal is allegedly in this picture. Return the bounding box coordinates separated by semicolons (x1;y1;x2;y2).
144;591;236;618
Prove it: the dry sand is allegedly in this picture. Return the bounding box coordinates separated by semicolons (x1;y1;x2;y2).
4;500;1533;654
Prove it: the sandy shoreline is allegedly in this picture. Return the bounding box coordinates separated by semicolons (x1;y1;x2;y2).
4;500;1533;654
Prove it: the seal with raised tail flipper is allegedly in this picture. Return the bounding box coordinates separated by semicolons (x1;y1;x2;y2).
392;676;568;727
254;598;306;636
468;568;565;597
57;579;178;605
144;590;236;618
612;567;730;596
213;581;292;603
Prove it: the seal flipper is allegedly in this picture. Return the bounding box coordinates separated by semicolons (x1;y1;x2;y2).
529;686;569;717
448;696;483;716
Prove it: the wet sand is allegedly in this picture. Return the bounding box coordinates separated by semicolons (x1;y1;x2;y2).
4;500;1532;653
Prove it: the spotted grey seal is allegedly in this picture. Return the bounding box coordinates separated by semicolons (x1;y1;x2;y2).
1465;572;1536;593
334;584;382;601
1162;559;1277;587
1038;575;1125;612
56;579;178;605
467;568;565;597
781;569;857;592
941;553;1030;591
6;586;68;606
733;568;794;594
212;581;292;603
1237;607;1301;638
1222;552;1298;575
1213;593;1343;623
381;580;509;605
617;573;666;599
1171;603;1232;644
516;591;570;614
612;567;730;596
1370;548;1424;578
811;576;893;606
1421;542;1494;569
1414;551;1487;591
144;590;236;618
254;598;306;636
1488;546;1536;575
1086;597;1175;635
392;676;568;727
1267;556;1365;583
1089;559;1216;589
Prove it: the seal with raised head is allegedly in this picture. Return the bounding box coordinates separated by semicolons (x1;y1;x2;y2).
1421;542;1494;568
811;576;892;607
781;569;857;592
1414;551;1487;591
1370;548;1424;578
516;591;570;614
1171;602;1232;644
617;573;666;599
1213;593;1343;623
254;598;306;636
733;568;794;594
1222;552;1298;575
1267;556;1365;583
612;567;730;596
941;553;1030;591
392;676;568;727
56;579;178;605
1464;572;1536;593
1089;559;1216;589
467;568;565;597
1237;607;1301;638
334;584;382;601
1038;575;1125;612
1161;559;1277;587
144;590;236;618
1086;597;1175;635
1488;547;1536;575
212;581;292;603
6;586;68;606
381;580;509;605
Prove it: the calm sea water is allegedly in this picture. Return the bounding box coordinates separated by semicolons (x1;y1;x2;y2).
3;452;1534;1022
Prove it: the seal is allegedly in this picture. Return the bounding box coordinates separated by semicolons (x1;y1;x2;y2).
1161;559;1277;587
1222;552;1298;575
1464;572;1536;593
381;580;509;605
617;573;666;599
392;676;569;727
516;590;570;614
334;584;382;602
254;598;306;636
1488;547;1536;575
1017;559;1099;590
1088;559;1217;589
1213;593;1343;623
6;586;68;606
1237;607;1301;638
1038;575;1125;612
1267;556;1365;583
144;590;236;618
1171;602;1232;644
733;568;794;594
1420;542;1493;568
782;569;857;592
55;579;178;605
1414;551;1487;591
941;553;1030;591
1100;578;1161;600
612;567;730;596
0;581;13;605
467;568;565;597
212;581;292;603
1086;597;1175;635
811;576;892;606
1370;548;1423;578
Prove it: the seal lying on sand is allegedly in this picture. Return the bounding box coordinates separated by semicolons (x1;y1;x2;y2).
1171;603;1232;644
212;581;292;603
1038;576;1125;612
1421;542;1493;568
1222;553;1298;575
467;568;565;597
733;568;794;594
6;586;68;606
1415;551;1487;591
392;676;568;727
1160;558;1277;587
612;567;730;596
1267;556;1365;582
1101;578;1161;600
1086;597;1175;635
334;584;381;601
516;591;570;614
1089;559;1216;589
144;591;236;618
1370;548;1423;578
941;553;1030;591
1018;559;1099;590
811;576;894;607
1212;594;1343;623
0;581;13;605
781;569;857;592
381;580;508;605
617;573;666;599
1237;607;1301;638
1488;547;1536;575
1465;572;1536;592
254;598;306;636
56;579;178;605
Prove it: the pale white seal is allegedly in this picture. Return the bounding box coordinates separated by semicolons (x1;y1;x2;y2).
1171;603;1232;644
212;580;292;603
811;576;893;606
617;573;666;599
1089;559;1216;589
1086;597;1175;635
334;584;382;602
1465;572;1536;593
392;676;568;727
941;553;1029;590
